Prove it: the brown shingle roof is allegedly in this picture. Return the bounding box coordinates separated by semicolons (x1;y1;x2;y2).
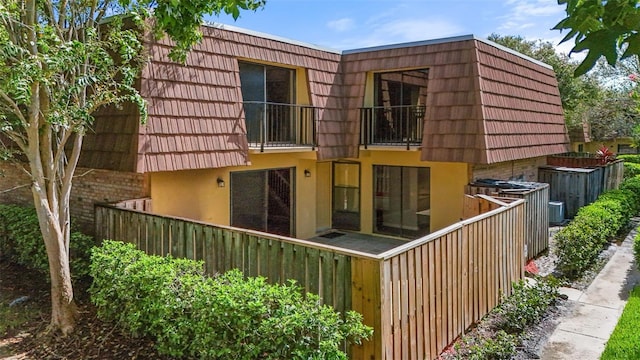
341;36;568;164
83;29;569;171
474;40;569;163
342;39;487;163
79;101;141;171
136;26;344;172
568;121;591;143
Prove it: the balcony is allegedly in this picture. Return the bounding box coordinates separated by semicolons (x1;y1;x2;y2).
360;105;425;149
243;101;316;151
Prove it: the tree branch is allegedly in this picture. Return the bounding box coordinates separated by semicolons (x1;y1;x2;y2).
0;183;31;194
0;89;28;127
60;130;83;255
1;129;28;154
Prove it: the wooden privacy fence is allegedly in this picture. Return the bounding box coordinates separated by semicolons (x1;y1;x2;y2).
547;153;602;168
466;182;549;260
603;160;625;191
95;198;525;360
115;197;152;212
95;204;358;318
367;199;525;360
462;194;514;219
539;160;623;219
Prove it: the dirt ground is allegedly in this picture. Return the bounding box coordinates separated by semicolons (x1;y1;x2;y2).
0;261;170;360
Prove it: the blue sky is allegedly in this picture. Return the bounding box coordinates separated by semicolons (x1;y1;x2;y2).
210;0;577;55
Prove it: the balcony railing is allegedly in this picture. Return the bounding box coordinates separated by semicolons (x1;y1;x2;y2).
243;101;316;151
360;105;425;149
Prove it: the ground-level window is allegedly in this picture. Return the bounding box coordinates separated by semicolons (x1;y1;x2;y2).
618;144;639;154
231;168;294;236
373;165;430;238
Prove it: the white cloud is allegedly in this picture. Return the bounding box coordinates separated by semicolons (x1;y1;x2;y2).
499;0;564;32
332;17;464;50
500;21;535;31
327;18;355;32
381;19;463;41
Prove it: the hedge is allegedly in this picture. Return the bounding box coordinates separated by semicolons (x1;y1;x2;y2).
555;175;640;278
0;204;94;278
90;241;373;359
618;154;640;164
624;162;640;181
634;229;640;273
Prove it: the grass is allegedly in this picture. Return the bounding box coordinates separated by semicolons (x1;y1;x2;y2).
601;286;640;359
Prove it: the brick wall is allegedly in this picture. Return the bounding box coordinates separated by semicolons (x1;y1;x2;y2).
471;156;547;182
0;163;33;207
0;162;149;234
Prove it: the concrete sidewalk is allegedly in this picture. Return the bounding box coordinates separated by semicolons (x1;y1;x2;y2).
540;227;640;359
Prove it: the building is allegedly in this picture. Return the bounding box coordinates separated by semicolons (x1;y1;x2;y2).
1;24;569;240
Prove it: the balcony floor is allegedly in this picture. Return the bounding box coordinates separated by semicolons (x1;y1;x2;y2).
307;231;408;255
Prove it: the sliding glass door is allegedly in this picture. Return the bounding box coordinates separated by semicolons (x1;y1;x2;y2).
231;168;294;236
374;165;430;238
239;62;295;144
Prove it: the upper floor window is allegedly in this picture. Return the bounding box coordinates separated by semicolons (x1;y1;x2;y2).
361;69;429;148
374;69;429;108
239;62;295;104
238;61;315;149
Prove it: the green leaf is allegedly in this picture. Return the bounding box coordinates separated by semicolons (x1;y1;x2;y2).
573;49;599;76
622;33;640;59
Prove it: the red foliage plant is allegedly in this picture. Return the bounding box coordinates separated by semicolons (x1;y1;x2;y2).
596;145;616;164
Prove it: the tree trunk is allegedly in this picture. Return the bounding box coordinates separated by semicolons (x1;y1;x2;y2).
33;187;78;335
46;233;78;335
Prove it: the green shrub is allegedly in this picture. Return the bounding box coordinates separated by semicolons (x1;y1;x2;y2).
453;276;560;359
90;240;373;359
555;175;640;278
618;154;640;164
497;277;560;333
634;229;640;272
624;162;640;181
555;206;615;277
0;204;94;278
598;189;640;221
461;331;517;360
620;176;640;203
0;205;45;270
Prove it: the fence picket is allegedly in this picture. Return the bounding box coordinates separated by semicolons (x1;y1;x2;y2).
97;197;526;360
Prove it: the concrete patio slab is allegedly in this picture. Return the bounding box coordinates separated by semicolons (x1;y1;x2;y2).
307;231;407;255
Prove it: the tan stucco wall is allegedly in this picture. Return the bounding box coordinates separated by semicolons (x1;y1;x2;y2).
151;148;469;240
356;149;469;233
315;161;332;232
150;151;319;238
571;138;635;154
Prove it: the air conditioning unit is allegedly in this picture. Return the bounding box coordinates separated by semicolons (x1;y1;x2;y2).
549;201;565;225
